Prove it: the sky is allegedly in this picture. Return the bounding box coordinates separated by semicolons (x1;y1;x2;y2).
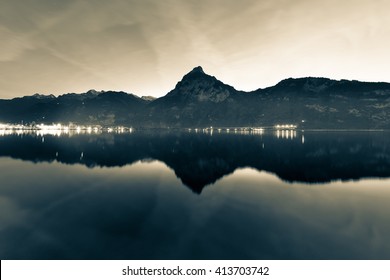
1;0;390;99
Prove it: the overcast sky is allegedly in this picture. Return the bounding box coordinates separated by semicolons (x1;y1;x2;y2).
1;0;390;99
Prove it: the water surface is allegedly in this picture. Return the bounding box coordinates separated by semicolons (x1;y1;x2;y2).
0;130;389;259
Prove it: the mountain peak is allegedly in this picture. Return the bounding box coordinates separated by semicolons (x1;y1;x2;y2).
182;66;208;80
190;66;205;74
30;93;56;99
161;66;237;103
86;89;104;96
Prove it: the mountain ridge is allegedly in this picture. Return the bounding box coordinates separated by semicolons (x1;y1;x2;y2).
1;66;390;128
5;66;390;100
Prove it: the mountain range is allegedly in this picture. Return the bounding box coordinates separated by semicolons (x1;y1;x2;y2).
1;66;390;128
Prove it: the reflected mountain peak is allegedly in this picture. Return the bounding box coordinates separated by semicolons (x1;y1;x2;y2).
0;131;390;194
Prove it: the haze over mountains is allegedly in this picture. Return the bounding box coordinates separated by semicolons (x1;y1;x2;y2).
1;66;390;129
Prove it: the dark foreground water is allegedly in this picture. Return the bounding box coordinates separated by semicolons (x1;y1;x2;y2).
0;130;390;259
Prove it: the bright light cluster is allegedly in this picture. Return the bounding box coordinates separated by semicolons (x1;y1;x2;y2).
0;123;133;136
189;127;265;135
274;124;297;129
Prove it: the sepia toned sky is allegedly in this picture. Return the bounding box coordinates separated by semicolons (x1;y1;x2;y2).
1;0;390;99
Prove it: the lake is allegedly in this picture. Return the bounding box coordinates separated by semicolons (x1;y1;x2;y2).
0;130;390;259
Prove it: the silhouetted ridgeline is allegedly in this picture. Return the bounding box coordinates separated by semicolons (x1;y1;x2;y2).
1;67;390;128
0;131;389;193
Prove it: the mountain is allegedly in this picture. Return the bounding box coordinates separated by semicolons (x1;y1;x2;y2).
1;67;390;128
145;66;247;127
251;77;390;128
0;90;149;125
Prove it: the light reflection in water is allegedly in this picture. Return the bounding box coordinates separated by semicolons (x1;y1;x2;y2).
276;129;299;140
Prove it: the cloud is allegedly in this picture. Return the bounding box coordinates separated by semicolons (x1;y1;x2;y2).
0;27;35;62
1;0;390;98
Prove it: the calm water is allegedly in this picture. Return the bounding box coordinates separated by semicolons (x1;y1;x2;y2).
0;130;390;259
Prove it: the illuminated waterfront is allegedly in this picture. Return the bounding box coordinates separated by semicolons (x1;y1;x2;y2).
0;123;133;136
0;122;300;137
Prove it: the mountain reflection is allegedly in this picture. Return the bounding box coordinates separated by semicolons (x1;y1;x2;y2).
0;130;389;193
